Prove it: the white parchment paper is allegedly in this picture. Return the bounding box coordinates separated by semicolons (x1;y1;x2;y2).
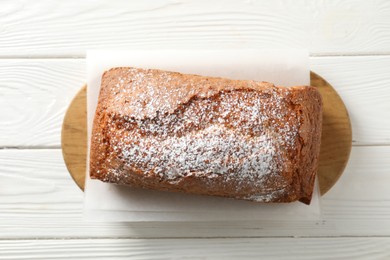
84;50;321;222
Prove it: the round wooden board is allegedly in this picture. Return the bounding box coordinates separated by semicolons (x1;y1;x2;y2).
61;72;352;195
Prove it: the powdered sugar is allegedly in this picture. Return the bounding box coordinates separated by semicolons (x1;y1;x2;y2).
121;124;277;182
97;68;301;200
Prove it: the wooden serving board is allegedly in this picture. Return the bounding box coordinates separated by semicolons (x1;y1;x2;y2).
61;72;352;195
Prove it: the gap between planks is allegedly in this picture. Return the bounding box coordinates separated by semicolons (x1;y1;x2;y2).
3;53;390;59
1;235;390;240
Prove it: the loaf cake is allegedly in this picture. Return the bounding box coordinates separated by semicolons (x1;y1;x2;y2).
90;67;322;204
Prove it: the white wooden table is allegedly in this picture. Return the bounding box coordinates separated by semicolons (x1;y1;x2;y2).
1;1;390;259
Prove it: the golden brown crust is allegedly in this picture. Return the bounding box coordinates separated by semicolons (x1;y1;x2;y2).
90;67;322;204
290;86;323;203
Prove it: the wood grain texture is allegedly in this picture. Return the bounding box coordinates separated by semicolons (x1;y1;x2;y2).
311;56;390;145
1;57;389;147
61;73;352;195
0;59;85;147
1;238;390;259
1;0;390;57
61;86;87;190
312;73;352;195
0;147;389;238
1;0;389;255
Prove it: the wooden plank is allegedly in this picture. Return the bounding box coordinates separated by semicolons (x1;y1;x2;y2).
0;146;389;238
0;59;85;147
1;56;389;147
310;56;390;145
1;0;390;57
1;238;390;259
